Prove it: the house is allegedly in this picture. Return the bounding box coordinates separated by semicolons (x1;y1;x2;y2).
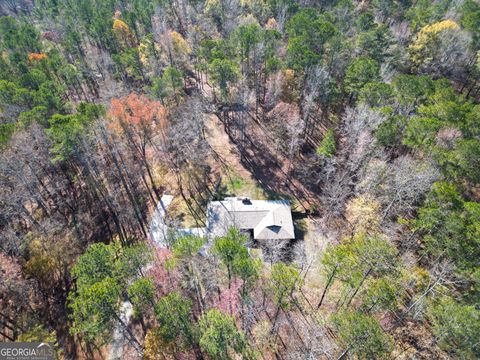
206;197;295;241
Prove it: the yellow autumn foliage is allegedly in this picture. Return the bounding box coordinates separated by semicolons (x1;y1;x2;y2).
170;31;191;56
409;19;460;64
113;18;134;48
113;18;130;34
144;327;175;360
205;0;222;14
284;69;295;81
24;239;59;283
345;195;381;234
418;19;458;36
265;18;278;30
138;38;160;65
138;42;149;65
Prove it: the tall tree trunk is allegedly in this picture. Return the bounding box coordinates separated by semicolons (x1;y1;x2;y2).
346;267;372;307
317;265;337;309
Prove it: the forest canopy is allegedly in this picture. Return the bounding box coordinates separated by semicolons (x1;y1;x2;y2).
0;0;479;359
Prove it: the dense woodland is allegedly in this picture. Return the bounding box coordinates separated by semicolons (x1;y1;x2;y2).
0;0;479;358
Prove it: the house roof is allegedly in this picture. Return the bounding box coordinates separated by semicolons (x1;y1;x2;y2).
207;198;295;240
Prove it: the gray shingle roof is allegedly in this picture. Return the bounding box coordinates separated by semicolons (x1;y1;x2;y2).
207;198;295;240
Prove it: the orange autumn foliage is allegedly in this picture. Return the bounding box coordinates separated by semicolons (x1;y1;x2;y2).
28;53;47;61
265;18;278;30
108;93;167;137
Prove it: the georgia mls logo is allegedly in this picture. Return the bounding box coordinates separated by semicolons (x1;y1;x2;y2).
0;342;54;360
36;343;53;357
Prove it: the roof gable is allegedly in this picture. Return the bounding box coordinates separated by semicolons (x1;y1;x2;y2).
207;198;295;240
